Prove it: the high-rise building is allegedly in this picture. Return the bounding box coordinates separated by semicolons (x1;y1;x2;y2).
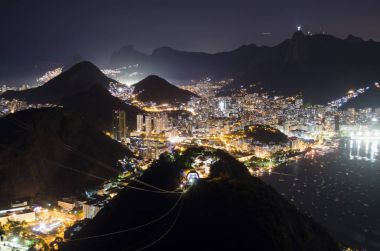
112;110;127;141
137;114;144;132
153;114;169;134
162;113;169;130
219;100;226;112
153;117;161;134
334;115;340;132
295;98;303;108
145;115;152;134
153;116;162;134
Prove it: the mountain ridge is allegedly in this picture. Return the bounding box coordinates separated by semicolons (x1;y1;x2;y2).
110;32;380;104
1;61;144;132
133;75;197;105
1;61;114;104
341;86;380;109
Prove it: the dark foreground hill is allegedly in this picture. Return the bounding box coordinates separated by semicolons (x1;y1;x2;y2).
62;84;142;131
133;75;197;105
110;32;380;103
61;148;339;251
341;86;380;109
1;61;114;104
0;108;131;204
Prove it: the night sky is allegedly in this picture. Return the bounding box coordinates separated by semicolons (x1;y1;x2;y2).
1;0;380;74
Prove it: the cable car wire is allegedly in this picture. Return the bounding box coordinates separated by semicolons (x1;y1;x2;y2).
67;193;183;242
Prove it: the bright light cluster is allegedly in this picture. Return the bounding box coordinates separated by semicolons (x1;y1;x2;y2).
36;67;63;83
328;86;371;107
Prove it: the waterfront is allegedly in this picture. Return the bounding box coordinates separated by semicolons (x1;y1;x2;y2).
260;139;380;250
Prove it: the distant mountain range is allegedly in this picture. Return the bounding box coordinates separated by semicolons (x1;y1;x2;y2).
0;108;131;204
133;75;197;105
1;61;143;132
61;148;339;251
2;31;380;106
110;32;380;104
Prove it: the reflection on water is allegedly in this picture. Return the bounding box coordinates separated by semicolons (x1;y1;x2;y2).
260;139;380;250
348;139;378;162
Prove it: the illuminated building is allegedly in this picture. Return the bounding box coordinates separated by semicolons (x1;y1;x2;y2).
8;99;27;113
153;114;168;133
137;114;144;132
0;208;36;225
334;115;340;131
145;115;152;134
11;200;28;208
58;198;79;211
186;171;199;185
295;98;303;108
139;140;168;159
112;110;127;141
219;100;226;113
83;202;103;219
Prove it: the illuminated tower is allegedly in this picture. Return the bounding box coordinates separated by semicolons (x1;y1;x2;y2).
112;110;127;141
153;117;162;134
145;115;152;135
295;98;303;108
334;115;340;132
162;113;169;130
137;114;144;132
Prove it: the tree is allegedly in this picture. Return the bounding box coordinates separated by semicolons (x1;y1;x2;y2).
34;238;49;251
6;220;26;235
0;224;5;242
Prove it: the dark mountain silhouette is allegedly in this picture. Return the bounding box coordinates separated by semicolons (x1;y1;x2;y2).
61;148;339;251
0;108;132;204
110;32;380;103
62;55;85;72
1;61;143;131
62;84;143;131
341;86;380;109
133;75;197;105
245;124;289;144
345;34;365;44
1;61;114;104
109;45;148;68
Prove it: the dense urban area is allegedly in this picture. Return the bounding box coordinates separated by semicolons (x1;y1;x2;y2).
0;65;379;250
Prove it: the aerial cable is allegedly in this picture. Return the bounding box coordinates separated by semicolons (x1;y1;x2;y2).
67;193;183;242
124;198;185;251
126;185;183;194
132;178;181;194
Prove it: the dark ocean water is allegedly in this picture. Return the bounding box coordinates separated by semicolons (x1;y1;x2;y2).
260;139;380;250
